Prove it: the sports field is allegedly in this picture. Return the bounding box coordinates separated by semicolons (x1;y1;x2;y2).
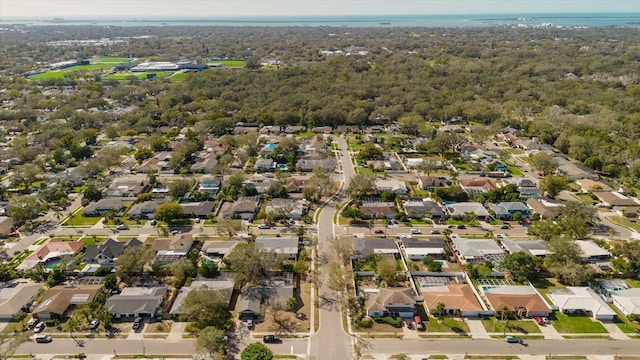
90;56;132;63
209;59;246;68
29;64;116;79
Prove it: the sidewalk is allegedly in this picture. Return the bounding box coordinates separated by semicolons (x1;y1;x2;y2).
601;321;630;340
465;317;491;339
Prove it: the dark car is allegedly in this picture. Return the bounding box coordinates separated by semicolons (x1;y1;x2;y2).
500;224;510;229
35;335;52;343
132;317;143;330
505;336;520;343
374;229;384;234
28;318;39;329
263;335;280;343
456;225;466;229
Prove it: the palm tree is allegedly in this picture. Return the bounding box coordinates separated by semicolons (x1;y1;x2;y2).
67;316;78;339
103;209;117;227
436;302;446;321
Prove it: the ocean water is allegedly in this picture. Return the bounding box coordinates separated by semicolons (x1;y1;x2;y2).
2;13;640;28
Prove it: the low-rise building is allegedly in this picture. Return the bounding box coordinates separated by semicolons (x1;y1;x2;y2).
169;280;234;316
422;284;484;317
576;239;611;263
417;176;447;190
459;179;495;195
365;287;415;318
33;284;102;320
0;279;43;320
500;238;550;257
83;238;142;268
489;202;529;220
104;286;167;319
353;238;399;260
576;179;613;193
445;202;491;220
360;201;397;220
255;236;299;260
375;179;408;195
526;198;561;219
402;198;445;219
612;288;640;317
594;191;638;207
451;236;504;264
483;286;551;317
83;198;127;217
401;238;447;260
548;287;615;321
222;196;260;221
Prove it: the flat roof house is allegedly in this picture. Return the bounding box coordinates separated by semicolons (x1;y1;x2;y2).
548;287;615;321
451;236;504;264
611;288;640;317
255;236;299;260
500;238;550;257
104;286;167;319
401;238;447;260
576;239;611;263
446;202;491;220
365;287;416;318
422;284;484;317
0;279;43;320
484;286;551;317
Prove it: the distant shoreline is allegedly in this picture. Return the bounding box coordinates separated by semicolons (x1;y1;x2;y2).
2;13;640;28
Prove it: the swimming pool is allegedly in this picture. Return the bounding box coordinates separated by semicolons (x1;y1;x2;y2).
45;259;63;270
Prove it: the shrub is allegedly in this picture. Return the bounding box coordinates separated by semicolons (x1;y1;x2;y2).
355;317;373;328
382;316;403;327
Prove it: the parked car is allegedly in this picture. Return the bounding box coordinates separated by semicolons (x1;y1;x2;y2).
116;224;129;230
456;225;466;229
533;316;544;325
150;219;157;225
89;319;100;330
247;319;254;330
258;224;270;229
430;229;440;234
28;318;39;329
33;322;46;333
262;335;280;343
132;317;143;330
35;335;52;343
500;224;510;229
374;229;384;234
505;335;520;343
542;317;550;325
411;228;422;234
194;218;201;223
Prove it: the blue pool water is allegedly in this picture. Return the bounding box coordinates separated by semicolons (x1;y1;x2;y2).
46;260;62;270
264;143;276;150
481;286;492;292
277;164;287;171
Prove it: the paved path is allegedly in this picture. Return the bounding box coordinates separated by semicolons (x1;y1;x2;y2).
466;317;490;339
167;321;186;341
600;321;630;340
538;322;563;340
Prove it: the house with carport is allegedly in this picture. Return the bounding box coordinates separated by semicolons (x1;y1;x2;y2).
548;287;615;321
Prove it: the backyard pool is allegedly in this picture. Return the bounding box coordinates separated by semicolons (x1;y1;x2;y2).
45;259;63;270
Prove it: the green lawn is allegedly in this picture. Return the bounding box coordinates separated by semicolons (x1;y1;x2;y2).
609;216;640;232
481;317;541;334
551;311;608;334
30;64;115;79
107;71;175;80
209;60;247;67
423;315;470;333
80;236;109;246
532;278;566;302
90;57;131;63
62;212;101;227
610;305;640;334
506;165;524;176
625;278;640;288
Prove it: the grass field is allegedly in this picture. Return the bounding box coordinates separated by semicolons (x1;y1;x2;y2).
609;216;640;232
62;212;101;227
30;64;115;79
210;60;246;67
107;71;175;80
91;57;131;63
551;311;608;334
481;317;541;334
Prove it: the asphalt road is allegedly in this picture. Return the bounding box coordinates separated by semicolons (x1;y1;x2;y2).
365;338;640;356
20;338;196;356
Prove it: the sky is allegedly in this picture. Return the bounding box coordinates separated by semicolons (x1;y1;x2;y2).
1;0;639;18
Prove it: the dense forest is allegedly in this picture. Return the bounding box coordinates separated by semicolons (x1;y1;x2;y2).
1;25;640;181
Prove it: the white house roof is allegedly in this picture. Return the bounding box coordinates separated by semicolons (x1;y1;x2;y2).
576;240;611;259
404;248;445;256
612;288;640;316
548;287;615;318
446;202;490;217
451;237;503;259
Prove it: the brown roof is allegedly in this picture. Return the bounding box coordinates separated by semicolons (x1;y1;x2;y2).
365;288;415;313
460;179;495;189
525;198;557;219
575;179;612;192
484;292;550;314
594;191;638;207
422;284;483;312
153;233;194;251
33;284;102;317
26;239;84;262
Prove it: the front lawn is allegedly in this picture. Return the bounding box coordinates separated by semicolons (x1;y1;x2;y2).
481;317;541;334
551;311;608;334
423;315;470;333
609;216;640;232
62;211;101;227
506;165;524;176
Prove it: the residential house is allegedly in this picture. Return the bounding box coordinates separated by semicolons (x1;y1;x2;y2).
401;238;447;260
548;287;615;320
450;236;504;264
0;217;14;237
284;125;306;134
417;176;447;190
402;198;445;219
576;179;613;193
526;198;561;219
83;198;127;217
104;286;167;319
459;179;496;195
153;233;194;264
375;179;408;195
82;238;143;268
265;199;306;221
169;280;234;316
512;178;541;198
285;175;313;193
576;239;611;263
422;284;484;317
180;201;215;218
237;284;294;320
223;196;260;221
489;202;529;220
365;287;416;318
202;241;239;258
137;152;173;174
32;284;102;320
16;239;85;271
244;174;277;194
611;288;640;317
296;158;337;172
594;191;638;207
554;156;599;181
259;125;281;135
512;137;540;150
127;200;164;220
56;167;85;186
311;126;332;134
255;236;299;260
483;286;551;317
500;238;550;257
445;202;491;220
105;179;149;198
0;279;43;320
191;152;218;174
353;238;399;260
198;176;222;197
255;158;276;173
360;201;397;219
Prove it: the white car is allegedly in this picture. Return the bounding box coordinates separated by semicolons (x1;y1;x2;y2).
258;224;270;229
411;228;422;234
